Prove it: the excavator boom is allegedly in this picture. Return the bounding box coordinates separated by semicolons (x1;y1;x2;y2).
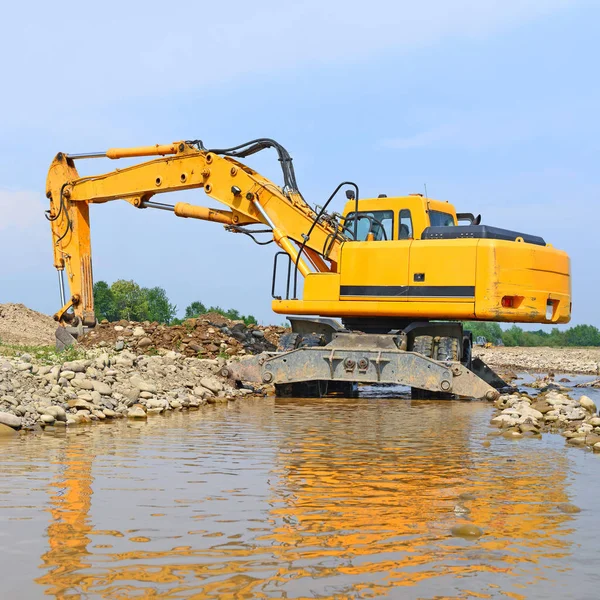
46;140;346;326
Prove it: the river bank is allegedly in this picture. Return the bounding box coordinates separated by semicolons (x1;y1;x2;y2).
474;346;600;375
0;348;265;435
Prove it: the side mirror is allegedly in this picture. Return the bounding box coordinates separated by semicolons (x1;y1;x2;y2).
345;190;355;200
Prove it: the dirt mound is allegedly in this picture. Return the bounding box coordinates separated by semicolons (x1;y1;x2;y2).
0;303;57;346
80;315;287;358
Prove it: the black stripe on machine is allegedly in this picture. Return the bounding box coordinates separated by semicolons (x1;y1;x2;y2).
340;285;475;298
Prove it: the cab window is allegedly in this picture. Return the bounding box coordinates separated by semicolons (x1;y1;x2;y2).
399;209;413;239
429;210;455;227
345;210;393;241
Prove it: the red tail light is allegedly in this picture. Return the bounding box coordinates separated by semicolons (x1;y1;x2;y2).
501;296;514;308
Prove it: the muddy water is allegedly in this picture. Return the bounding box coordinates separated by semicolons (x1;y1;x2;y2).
1;394;599;599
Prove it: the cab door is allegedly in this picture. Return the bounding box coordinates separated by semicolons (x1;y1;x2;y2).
339;209;412;301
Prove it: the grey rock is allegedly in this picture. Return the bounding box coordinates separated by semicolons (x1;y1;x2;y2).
565;408;587;420
579;395;597;413
40;406;67;422
62;360;88;373
101;397;116;409
67;398;92;410
121;387;140;404
92;381;112;396
71;378;95;391
39;414;55;424
200;377;223;394
145;398;166;409
0;411;22;429
1;395;18;407
130;375;157;394
115;340;125;351
127;404;147;419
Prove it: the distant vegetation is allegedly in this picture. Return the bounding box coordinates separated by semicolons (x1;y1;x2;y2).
179;300;257;326
93;280;257;326
465;322;600;347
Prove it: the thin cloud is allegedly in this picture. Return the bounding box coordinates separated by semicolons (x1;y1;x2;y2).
0;0;576;128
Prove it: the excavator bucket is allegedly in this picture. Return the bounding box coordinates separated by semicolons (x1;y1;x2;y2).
55;325;83;351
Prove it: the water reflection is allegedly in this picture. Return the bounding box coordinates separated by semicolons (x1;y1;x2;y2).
0;395;591;598
37;438;94;596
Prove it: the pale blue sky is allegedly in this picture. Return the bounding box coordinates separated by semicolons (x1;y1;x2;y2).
1;0;597;326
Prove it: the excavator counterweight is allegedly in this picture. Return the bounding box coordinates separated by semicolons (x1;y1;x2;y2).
46;138;571;399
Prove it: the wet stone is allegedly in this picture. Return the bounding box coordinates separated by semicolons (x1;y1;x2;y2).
92;381;112;396
127;404;147;419
451;524;484;539
558;503;581;514
0;423;19;437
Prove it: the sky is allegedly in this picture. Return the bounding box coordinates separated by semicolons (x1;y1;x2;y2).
1;0;598;326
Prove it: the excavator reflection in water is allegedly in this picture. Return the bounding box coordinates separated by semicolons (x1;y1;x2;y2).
35;401;576;599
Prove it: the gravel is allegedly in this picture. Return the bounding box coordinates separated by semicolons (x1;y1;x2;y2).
0;348;266;433
475;347;600;375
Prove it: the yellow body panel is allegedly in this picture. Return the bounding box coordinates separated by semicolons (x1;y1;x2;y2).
474;241;570;323
339;241;411;299
274;196;571;325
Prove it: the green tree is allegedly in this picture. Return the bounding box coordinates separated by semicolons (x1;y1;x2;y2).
184;301;207;319
564;324;600;347
144;286;177;324
549;328;566;347
111;279;149;321
464;321;504;344
502;325;524;347
224;308;241;321
93;280;117;321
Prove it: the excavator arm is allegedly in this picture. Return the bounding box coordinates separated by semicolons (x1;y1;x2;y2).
46;140;348;327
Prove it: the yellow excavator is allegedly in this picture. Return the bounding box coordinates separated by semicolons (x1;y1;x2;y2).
45;139;571;399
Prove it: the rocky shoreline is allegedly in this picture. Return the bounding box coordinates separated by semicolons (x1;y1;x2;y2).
491;387;600;451
0;348;265;436
2;327;600;454
475;346;600;375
